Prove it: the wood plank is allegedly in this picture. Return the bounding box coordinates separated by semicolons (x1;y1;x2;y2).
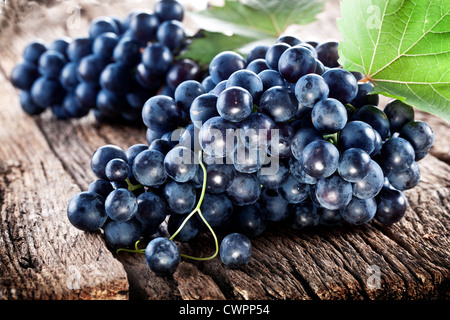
0;0;448;300
0;72;129;299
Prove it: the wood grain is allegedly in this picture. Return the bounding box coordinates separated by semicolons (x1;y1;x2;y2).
0;0;448;300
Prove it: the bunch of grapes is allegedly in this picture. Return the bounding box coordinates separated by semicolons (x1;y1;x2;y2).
10;0;202;124
67;34;434;277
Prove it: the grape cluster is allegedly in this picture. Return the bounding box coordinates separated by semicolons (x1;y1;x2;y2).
67;35;434;277
10;0;201;123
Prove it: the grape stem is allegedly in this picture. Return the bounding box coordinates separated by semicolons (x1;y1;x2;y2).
125;178;144;192
116;151;219;262
169;150;219;261
323;132;339;147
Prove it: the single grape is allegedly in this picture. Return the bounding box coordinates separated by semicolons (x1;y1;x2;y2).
340;197;377;225
240;112;276;150
232;142;265;174
157;20;186;51
380;137;415;172
294;73;329;108
322;68;358;104
265;43;290;71
67;192;108;231
311;98;347;134
400;120;434;152
233;203;267;238
226;69;263;102
209;51;246;84
200;192;234;227
165;58;201;90
30;76;64;108
352;160;384;199
315;40;339;68
105;188;138;222
113;38;142;66
319;207;343;226
315;174;353;210
290;200;320;230
338;148;371;182
103;218;142;249
10;62;40;91
164;146;198;183
276;35;302;46
189;93;220;127
220;233;252;268
386;161;420;191
259;86;298;123
199;116;238;158
246;45;269;63
154;0;184;22
145;237;180;276
88;16;119;38
142;95;182;132
59;62;80;92
105;158;130;182
174;80;205;113
22;40;47;64
66;37;93;63
135;191;168;230
129;12;159;44
163;180;197;214
100;62;132;94
299;140;339;179
246;58;269;74
375;187;408;225
19;91;46;115
258;69;286;91
205;162;236;194
383;99;415;133
88;179;114;199
216;86;253;122
92;32;120;59
339;121;377;154
149;139;173;155
279;175;310;204
226;172;261;206
132;149;167;186
278;46;316;83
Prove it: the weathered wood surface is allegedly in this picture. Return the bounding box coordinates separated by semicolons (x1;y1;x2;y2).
0;0;449;300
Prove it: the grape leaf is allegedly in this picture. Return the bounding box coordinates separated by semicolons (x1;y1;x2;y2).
181;31;255;65
190;0;326;37
183;0;326;63
338;0;450;121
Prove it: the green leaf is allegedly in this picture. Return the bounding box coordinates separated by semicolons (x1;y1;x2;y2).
183;0;326;64
190;0;326;38
338;0;450;121
180;31;256;65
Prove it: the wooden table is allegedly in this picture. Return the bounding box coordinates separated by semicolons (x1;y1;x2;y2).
0;0;448;300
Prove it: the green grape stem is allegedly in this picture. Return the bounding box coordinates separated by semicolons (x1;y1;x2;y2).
169;150;219;261
116;151;219;262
